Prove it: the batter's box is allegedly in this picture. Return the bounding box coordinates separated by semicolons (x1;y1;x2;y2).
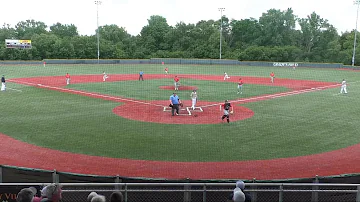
163;107;192;116
187;107;203;112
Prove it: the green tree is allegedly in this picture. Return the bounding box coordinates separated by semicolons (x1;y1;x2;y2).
15;20;47;39
50;23;78;38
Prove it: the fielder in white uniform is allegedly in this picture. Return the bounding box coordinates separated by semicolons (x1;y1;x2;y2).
340;79;347;94
224;72;230;80
1;75;6;91
190;89;197;110
103;71;109;81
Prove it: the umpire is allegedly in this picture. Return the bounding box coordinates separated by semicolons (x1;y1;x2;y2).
169;92;182;116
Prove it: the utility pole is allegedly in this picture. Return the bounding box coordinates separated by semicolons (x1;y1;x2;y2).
352;0;360;67
218;8;225;60
95;1;102;64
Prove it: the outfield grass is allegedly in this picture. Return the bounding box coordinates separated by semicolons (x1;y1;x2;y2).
1;64;360;162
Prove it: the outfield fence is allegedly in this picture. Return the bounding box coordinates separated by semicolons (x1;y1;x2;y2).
1;58;360;69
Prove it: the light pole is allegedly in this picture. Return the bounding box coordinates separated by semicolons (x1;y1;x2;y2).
352;0;360;66
218;8;225;60
95;0;102;64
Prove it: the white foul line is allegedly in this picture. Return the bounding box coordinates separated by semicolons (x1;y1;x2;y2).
7;88;22;92
199;83;343;108
9;79;164;107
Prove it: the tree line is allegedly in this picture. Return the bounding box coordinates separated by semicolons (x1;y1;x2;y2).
0;8;359;64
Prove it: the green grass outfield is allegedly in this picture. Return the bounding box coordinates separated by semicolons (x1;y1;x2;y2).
1;64;360;162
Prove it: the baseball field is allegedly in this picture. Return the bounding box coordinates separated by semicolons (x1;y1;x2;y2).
1;63;360;180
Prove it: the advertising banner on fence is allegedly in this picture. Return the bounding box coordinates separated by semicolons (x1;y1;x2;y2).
0;186;41;202
273;62;298;67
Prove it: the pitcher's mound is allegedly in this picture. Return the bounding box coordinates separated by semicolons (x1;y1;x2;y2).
159;86;197;91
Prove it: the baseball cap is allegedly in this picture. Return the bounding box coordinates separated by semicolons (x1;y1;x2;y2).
17;187;37;202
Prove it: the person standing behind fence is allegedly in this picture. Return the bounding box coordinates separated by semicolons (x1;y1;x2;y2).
340;79;347;94
40;184;62;202
139;70;144;81
110;192;124;202
1;75;6;91
65;73;70;85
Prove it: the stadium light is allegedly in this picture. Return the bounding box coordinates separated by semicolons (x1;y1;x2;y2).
218;8;225;60
352;0;360;66
95;0;102;64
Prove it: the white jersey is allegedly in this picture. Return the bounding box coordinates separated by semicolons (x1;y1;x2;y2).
342;80;346;87
190;92;197;99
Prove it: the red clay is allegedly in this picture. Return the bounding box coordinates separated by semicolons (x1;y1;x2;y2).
0;133;359;180
3;74;352;180
113;100;254;124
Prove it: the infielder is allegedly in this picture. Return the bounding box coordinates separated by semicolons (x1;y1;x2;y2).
270;72;275;83
174;76;180;91
190;89;197;110
220;100;233;123
237;78;243;94
340;79;347;94
165;67;169;76
224;72;230;80
65;73;70;85
1;75;6;91
103;71;109;81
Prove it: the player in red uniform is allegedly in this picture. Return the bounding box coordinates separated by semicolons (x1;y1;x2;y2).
220;100;233;123
237;78;243;94
270;72;275;83
165;67;169;76
174;76;180;91
65;73;71;85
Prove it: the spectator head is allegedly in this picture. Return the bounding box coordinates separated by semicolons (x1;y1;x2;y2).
233;187;245;202
110;191;124;202
236;180;245;190
41;184;62;202
87;192;98;202
91;195;106;202
16;187;37;202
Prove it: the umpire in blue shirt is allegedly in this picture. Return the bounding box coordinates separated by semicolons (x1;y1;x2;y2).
169;92;182;116
139;70;144;81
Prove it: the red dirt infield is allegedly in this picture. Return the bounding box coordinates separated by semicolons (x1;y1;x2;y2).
113;100;254;124
4;74;356;180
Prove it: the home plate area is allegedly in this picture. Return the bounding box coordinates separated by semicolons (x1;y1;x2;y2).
163;106;203;115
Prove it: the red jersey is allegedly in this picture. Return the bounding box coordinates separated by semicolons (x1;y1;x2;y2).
222;103;232;110
270;73;275;77
65;74;70;78
238;80;243;85
174;77;179;82
165;68;168;71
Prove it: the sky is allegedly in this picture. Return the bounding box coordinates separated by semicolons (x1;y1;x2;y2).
0;0;359;36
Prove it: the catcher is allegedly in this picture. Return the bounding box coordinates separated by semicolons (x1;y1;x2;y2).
220;100;233;123
169;92;183;116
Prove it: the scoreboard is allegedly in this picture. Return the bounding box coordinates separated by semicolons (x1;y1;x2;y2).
5;39;32;49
